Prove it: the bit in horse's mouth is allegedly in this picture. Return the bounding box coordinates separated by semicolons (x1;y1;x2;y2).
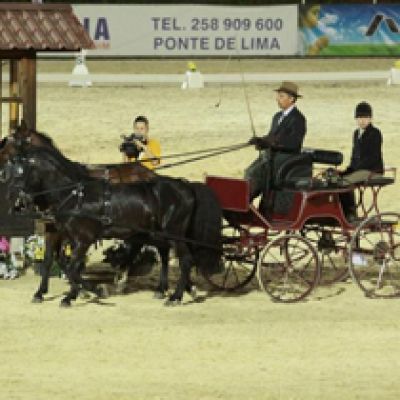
13;198;26;213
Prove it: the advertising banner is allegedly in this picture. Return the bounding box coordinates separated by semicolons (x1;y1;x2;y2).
299;4;400;56
73;5;298;56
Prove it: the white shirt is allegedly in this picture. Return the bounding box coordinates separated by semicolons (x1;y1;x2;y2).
278;105;296;124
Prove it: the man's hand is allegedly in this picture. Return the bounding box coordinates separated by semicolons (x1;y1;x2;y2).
248;136;273;150
248;136;258;145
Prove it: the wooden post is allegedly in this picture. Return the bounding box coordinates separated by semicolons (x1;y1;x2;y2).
9;59;19;132
20;56;36;130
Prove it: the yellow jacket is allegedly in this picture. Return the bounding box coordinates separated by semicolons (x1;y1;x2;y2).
127;138;161;170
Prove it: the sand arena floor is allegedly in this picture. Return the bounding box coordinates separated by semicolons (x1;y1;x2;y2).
0;59;400;400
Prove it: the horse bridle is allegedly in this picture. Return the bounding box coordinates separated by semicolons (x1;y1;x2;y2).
1;155;37;214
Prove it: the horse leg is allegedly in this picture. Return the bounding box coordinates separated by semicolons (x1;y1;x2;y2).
32;232;59;303
114;240;142;294
165;242;192;306
115;265;129;294
185;275;197;299
154;244;170;299
60;241;91;307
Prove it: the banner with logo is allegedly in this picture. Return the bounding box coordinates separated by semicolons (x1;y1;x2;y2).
299;4;400;56
73;5;298;56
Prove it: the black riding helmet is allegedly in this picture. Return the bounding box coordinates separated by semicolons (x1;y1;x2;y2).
355;101;372;118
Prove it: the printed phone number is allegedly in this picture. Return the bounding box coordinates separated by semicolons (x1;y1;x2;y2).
191;18;283;31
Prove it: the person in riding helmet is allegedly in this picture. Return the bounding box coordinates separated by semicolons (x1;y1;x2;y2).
340;101;384;220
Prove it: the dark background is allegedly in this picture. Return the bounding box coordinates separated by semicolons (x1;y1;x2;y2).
0;184;34;237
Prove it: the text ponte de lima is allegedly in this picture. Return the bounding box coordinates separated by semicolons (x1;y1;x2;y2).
153;36;281;51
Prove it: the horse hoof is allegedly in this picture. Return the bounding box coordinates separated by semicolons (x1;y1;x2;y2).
164;298;182;307
60;299;71;308
32;296;43;304
153;291;166;299
79;290;91;300
115;284;126;295
97;284;109;299
188;285;197;298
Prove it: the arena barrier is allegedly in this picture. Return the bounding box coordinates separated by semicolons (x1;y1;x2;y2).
1;70;389;86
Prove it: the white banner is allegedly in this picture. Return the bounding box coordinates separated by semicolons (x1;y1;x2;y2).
73;5;298;56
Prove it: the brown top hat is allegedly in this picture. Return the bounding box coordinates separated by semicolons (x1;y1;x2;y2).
274;81;302;98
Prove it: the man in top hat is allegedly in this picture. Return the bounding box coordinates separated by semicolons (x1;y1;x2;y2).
246;81;307;202
340;101;384;220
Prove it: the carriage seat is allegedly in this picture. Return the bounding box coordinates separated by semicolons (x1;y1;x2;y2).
356;176;395;187
302;148;343;166
275;148;344;190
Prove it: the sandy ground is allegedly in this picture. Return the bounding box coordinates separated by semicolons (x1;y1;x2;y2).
2;271;400;400
1;59;400;399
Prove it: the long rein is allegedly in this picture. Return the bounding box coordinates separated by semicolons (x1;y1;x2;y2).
136;142;251;171
11;142;251;249
22;141;251;199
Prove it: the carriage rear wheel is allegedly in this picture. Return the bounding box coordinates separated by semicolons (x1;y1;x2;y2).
257;234;320;303
203;223;258;291
349;213;400;298
301;227;349;285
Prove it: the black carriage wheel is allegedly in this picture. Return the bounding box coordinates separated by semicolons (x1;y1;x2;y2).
349;212;400;298
300;227;349;285
203;224;258;291
257;234;320;303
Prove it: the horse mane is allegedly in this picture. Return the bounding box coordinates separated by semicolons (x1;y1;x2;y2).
29;129;63;154
28;143;89;181
22;129;90;177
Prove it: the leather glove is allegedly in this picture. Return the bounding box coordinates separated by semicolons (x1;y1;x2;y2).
248;136;259;145
249;136;274;150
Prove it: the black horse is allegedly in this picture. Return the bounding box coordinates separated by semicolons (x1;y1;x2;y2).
4;141;222;307
0;126;200;302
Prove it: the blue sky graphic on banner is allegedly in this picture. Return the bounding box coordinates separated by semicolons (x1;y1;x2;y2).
299;5;400;56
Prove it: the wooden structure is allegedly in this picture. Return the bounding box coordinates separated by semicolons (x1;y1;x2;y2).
0;3;93;237
0;3;94;137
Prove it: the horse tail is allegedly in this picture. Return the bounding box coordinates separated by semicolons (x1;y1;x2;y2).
188;182;222;276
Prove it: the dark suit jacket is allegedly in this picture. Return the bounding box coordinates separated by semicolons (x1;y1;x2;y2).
260;106;307;184
264;106;307;152
262;107;307;214
346;124;383;174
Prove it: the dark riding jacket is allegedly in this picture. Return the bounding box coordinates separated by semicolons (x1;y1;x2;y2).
346;123;384;174
265;106;307;152
245;106;307;213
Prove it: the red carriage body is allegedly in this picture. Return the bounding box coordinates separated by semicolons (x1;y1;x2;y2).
204;158;399;303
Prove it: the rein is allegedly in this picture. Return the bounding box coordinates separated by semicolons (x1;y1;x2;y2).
55;209;222;251
145;142;249;161
22;182;82;198
120;142;250;170
155;143;250;171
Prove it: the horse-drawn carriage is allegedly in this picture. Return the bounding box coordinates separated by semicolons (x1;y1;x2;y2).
205;148;400;302
1;125;399;305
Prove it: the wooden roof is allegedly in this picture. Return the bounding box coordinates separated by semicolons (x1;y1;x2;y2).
0;3;94;52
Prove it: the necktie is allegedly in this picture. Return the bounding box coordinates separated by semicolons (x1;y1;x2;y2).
278;111;285;125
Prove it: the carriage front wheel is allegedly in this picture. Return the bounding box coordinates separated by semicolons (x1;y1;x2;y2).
257;234;320;303
203;223;258;291
349;212;400;298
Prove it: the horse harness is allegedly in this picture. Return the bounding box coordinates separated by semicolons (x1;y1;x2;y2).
4;155;221;250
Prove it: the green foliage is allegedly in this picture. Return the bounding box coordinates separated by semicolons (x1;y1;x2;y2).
320;44;400;56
